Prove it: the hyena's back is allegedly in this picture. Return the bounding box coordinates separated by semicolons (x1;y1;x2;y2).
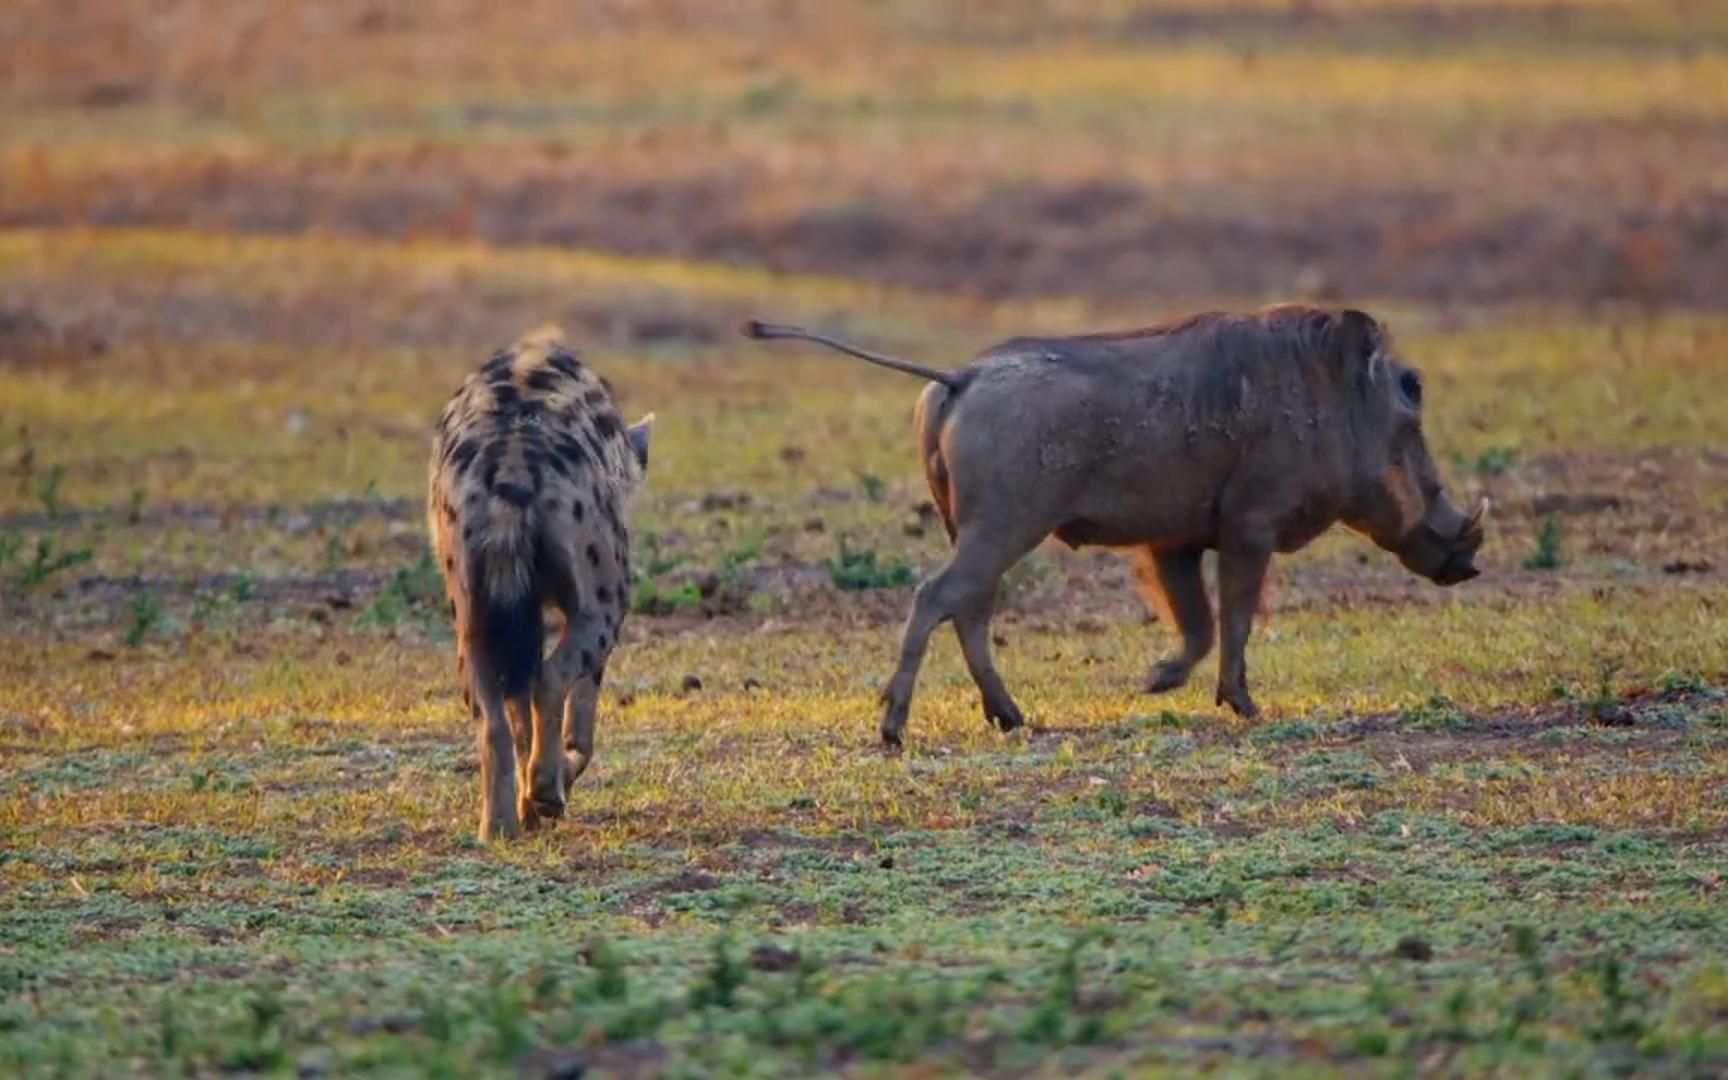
428;326;644;697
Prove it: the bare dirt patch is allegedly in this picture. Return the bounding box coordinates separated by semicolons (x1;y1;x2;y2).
10;156;1727;310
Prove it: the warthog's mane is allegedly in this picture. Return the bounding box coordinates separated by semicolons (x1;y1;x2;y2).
1059;305;1363;423
1073;304;1348;357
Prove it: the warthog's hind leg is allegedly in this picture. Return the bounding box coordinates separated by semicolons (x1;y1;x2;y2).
1132;544;1215;694
881;527;1044;745
954;587;1023;732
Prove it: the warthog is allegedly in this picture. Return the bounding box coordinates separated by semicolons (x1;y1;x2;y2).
429;327;652;841
744;306;1486;744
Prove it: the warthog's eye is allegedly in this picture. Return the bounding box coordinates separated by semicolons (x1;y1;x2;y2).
1398;370;1423;409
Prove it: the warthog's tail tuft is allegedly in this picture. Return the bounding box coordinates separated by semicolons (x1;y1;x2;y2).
740;318;961;388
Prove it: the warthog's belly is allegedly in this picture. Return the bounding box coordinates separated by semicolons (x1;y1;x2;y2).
1053;518;1212;550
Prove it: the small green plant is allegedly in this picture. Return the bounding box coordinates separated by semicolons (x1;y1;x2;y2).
857;471;886;503
688;934;747;1011
719;533;763;575
1656;670;1710;695
1020;932;1106;1044
126;487;147;525
823;538;916;591
1471;446;1519;476
1400;693;1471;732
631;576;702;615
738;72;801;114
364;549;443;626
0;530;23;571
639;531;687;578
582;938;629;1002
1588;952;1646;1042
1502;923;1552;1040
156;997;183;1061
124;593;164;647
477;968;532;1061
1524;516;1564;570
1580;658;1628;724
1251;718;1322;744
228;571;258;603
1094;785;1129;818
36;464;65;520
17;535;94;587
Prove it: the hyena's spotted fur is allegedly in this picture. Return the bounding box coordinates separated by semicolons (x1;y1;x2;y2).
428;326;651;842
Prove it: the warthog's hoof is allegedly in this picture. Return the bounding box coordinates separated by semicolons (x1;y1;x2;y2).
983;696;1025;732
1216;685;1261;720
880;690;910;746
1143;660;1192;694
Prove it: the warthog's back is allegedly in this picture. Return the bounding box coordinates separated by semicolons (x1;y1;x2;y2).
936;307;1360;549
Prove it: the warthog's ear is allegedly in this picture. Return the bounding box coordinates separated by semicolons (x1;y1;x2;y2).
627;413;654;470
1338;309;1387;388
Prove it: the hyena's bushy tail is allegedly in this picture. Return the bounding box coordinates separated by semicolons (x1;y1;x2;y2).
467;495;543;698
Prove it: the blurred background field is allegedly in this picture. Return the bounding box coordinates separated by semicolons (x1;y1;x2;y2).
3;2;1728;1076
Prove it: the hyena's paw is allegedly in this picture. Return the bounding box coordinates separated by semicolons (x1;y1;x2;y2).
518;793;548;833
562;750;590;794
478;807;522;843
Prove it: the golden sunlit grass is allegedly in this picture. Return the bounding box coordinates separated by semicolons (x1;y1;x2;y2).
6;584;1723;855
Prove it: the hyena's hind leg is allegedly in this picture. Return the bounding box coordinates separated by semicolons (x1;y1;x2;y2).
466;647;523;842
506;693;545;832
528;612;612;814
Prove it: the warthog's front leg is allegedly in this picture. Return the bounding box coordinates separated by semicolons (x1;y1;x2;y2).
1132;544;1215;694
1215;541;1272;719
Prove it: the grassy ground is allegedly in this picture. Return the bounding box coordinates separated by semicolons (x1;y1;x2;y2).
4;2;1728;1076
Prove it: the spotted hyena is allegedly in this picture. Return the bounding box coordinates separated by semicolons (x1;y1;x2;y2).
428;326;652;842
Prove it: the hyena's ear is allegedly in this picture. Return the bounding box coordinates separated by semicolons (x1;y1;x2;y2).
627;413;654;470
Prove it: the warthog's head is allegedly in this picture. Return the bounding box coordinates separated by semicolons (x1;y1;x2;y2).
1336;310;1488;586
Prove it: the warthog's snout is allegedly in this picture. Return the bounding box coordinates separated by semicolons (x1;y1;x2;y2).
1431;549;1481;587
532;797;566;821
1404;496;1489;587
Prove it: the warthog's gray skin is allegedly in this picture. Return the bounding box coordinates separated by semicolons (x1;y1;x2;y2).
743;306;1487;745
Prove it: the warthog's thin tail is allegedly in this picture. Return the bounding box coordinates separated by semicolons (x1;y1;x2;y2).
740;319;961;388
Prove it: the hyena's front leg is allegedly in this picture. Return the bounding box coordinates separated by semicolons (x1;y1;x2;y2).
564;670;600;788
